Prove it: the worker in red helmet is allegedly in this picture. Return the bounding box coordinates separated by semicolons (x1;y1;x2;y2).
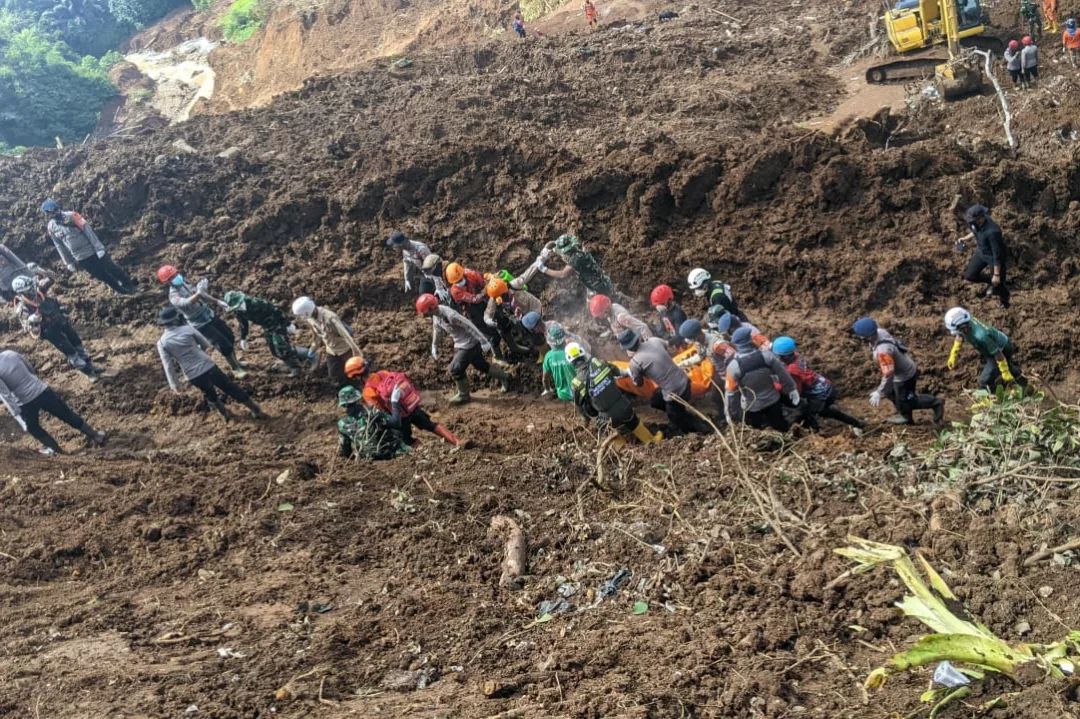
417;293;510;405
589;294;652;342
649;284;687;342
1020;34;1039;88
362;369;463;446
1004;40;1022;86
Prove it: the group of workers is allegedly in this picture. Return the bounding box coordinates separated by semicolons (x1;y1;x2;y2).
1015;0;1080;72
0;196;1025;460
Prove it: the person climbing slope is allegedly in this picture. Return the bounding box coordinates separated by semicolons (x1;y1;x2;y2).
291;295;365;386
0;349;106;455
42;199;137;295
11;273;101;381
772;336;863;430
417;293;510;405
387;230;431;293
956;205;1010;309
158;264;247;378
853;316;943;425
584;0;599;26
536;234;616;298
943;307;1025;391
223;290;304;376
687;267;747;321
589;294;652;341
157;307;266;421
362;369;462;446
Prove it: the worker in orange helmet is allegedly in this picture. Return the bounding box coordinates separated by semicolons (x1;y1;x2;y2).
445;261;501;353
362;369;463;446
588;294;652;342
483;276;542;362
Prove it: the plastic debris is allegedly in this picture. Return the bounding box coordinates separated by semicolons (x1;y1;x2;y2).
632;601;649;615
599;568;632;599
933;661;970;688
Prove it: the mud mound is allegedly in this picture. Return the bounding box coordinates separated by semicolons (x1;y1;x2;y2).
2;9;1080;719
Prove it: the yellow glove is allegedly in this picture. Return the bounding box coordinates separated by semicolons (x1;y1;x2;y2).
946;339;962;370
997;360;1015;383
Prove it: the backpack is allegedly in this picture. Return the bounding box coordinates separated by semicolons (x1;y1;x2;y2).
338;408;409;460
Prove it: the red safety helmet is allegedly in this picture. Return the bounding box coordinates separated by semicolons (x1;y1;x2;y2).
1008;39;1020;50
588;294;612;318
1022;35;1034;45
416;293;439;315
649;284;674;307
156;264;178;284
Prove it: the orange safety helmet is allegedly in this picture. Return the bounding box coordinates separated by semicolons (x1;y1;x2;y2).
588;294;612;318
362;385;380;406
444;262;466;285
486;277;509;299
416;293;439;314
345;355;367;379
156;264;178;284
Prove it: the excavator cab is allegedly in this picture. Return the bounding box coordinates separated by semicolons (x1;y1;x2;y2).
883;0;988;53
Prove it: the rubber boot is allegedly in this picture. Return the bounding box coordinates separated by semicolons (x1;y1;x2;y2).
449;376;471;405
631;420;662;444
488;365;511;393
824;407;865;429
210;399;234;421
79;422;107;446
919;395;945;424
227;354;248;379
242;398;267;419
433;424;462;445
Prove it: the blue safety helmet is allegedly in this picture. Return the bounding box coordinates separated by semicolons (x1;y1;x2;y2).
772;336;797;356
521;311;542;331
41;199;59;213
678;319;702;340
731;326;754;350
716;312;737;334
852;317;878;338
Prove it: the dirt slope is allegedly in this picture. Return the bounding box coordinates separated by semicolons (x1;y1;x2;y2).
1;7;1080;719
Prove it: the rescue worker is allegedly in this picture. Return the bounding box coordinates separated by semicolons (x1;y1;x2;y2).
853;317;944;424
589;294;652;341
337;386;410;460
291;296;364;387
446;261;498;349
958;205;1010;309
419;254;452;303
622;329;712;435
1021;35;1039;88
1065;18;1080;65
677;318;733;418
687;268;747;321
11;273;101;380
223;291;303;376
943;307;1025;391
567;342;661;443
1044;0;1059;33
1005;40;1023;85
157;307;266;421
344;356;369;390
387;230;431;293
1021;0;1043;37
650;284;687;341
724;326;799;432
584;0;599;26
483;276;542;362
536;234;616;297
417;293;510;405
772;336;864;430
714;311;770;349
512;11;526;38
0;244;30;300
541;323;576;401
0;348;106;455
158;265;247;378
41;199;137;295
362;369;462;446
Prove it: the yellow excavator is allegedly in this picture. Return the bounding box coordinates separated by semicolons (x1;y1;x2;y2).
866;0;1003;98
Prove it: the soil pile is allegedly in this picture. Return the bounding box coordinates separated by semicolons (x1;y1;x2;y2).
1;8;1080;719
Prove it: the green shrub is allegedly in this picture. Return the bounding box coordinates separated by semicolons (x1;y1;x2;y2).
519;0;561;22
191;0;213;11
220;0;261;42
107;0;186;28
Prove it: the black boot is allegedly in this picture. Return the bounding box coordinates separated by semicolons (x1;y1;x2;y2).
210;399;234;421
242;398;267;419
79;422;107;446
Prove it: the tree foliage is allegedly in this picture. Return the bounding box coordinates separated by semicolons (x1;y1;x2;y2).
0;0;131;56
220;0;261;43
106;0;185;28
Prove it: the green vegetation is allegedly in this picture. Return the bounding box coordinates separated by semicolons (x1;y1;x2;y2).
220;0;262;43
191;0;212;10
519;0;561;22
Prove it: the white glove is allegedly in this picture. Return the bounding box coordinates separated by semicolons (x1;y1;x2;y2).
869;391;882;407
27;313;41;326
537;262;548;272
286;323;297;335
13;415;26;432
96;249;105;258
540;247;553;262
431;345;439;360
404;279;412;292
196;278;209;293
66;264;76;273
239;339;250;352
789;390;800;406
390;386;402;404
540;389;551;397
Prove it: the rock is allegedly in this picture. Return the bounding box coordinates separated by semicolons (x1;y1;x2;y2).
275;469;290;485
217;146;241;159
172;139;197;154
1038;585;1054;598
380;668;438;692
144;526;162;542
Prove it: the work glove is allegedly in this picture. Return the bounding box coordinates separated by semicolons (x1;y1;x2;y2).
13;414;26;432
65;263;76;273
540;246;553;262
481;342;493;354
947;339;962;371
431;345;439;360
788;390;801;406
537;262;548;273
404;279;412;292
998;360;1015;383
96;249;105;258
286;324;298;335
869;391;882;407
196;278;209;293
240;339;250;352
390;385;403;405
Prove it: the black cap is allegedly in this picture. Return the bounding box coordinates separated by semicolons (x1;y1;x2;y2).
617;328;641;350
963;204;988;222
386;230;406;246
157;306;182;326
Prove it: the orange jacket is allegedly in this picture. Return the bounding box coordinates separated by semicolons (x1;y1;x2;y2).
1065;29;1080;49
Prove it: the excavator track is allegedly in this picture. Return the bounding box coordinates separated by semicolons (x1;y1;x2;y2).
865;36;1006;84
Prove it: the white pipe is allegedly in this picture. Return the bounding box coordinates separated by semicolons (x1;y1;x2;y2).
974;49;1017;149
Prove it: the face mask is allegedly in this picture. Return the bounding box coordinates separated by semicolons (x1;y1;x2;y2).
655;305;666;313
171;275;185;287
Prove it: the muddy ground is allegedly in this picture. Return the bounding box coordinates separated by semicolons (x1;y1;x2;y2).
2;3;1080;718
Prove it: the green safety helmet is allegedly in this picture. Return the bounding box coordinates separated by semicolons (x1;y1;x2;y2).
338;386;362;407
546;322;566;347
554;234;579;253
223;290;247;312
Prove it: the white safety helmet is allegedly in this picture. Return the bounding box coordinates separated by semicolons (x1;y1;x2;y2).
687;268;711;296
291;296;316;319
943;306;972;333
11;275;35;295
564;341;588;366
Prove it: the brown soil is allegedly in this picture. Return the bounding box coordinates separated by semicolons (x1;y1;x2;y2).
1;6;1080;719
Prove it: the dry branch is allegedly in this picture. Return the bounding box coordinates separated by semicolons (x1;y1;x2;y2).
489;515;526;587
